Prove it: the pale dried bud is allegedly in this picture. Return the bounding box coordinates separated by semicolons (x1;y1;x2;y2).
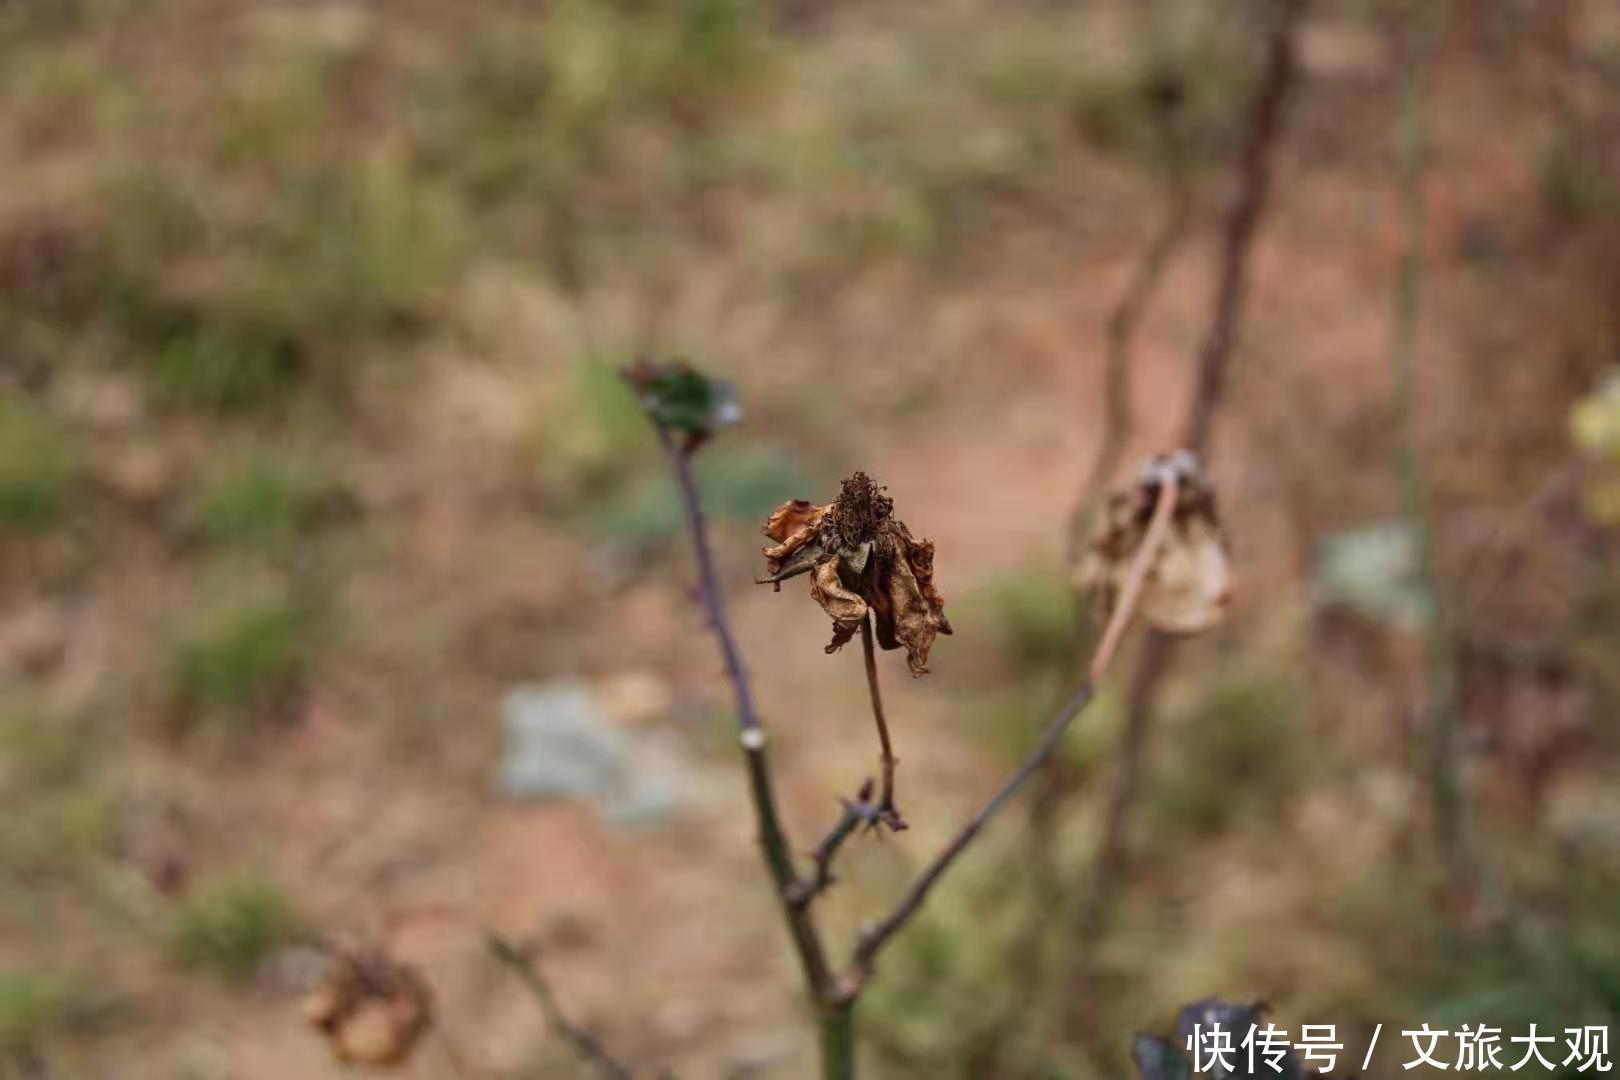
1077;452;1233;633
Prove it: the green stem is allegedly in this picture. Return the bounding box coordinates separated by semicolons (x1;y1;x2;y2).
820;1001;856;1080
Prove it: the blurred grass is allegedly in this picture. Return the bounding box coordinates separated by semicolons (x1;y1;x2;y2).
191;453;332;550
527;360;659;501
0;393;78;530
103;162;457;412
168;591;323;726
0;707;116;877
1540;133;1620;223
972;564;1080;677
167;876;298;981
1067;13;1255;168
0;970;93;1055
1149;673;1303;839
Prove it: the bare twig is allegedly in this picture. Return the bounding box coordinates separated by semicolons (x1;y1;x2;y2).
486;932;636;1080
1089;470;1181;682
845;469;1181;988
859;618;906;831
847;680;1099;986
1078;0;1309;948
1183;0;1307;458
1066;113;1197;566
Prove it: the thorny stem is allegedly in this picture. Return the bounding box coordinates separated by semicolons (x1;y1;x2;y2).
790;782;881;907
486;932;635;1080
844;472;1180;989
650;426;846;1069
849;682;1100;986
859;618;905;831
1076;0;1308;960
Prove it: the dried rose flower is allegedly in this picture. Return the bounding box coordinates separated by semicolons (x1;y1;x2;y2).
760;472;951;676
1076;450;1233;633
303;947;433;1068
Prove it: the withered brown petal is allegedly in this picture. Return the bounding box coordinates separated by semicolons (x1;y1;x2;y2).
811;558;868;655
884;526;950;677
869;558;899;651
762;499;828;545
761;499;831;577
900;531;950;635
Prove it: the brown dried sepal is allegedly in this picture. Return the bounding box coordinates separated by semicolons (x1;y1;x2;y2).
759;473;952;676
1076;452;1233;634
304;948;434;1068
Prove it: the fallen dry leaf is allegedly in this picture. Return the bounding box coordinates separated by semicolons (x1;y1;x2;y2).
760;473;952;676
1077;451;1233;634
304;947;433;1068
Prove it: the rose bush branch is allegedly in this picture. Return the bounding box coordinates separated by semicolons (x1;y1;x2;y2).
654;423;837;998
627;359;1206;1077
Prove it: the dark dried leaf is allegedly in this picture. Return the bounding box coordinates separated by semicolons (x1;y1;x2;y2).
885;521;952;676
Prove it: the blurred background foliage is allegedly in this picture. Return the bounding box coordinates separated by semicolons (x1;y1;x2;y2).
1;0;1618;1077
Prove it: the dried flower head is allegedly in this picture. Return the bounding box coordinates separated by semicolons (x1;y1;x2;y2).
760;472;951;677
303;947;434;1068
1077;450;1233;633
621;357;740;453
